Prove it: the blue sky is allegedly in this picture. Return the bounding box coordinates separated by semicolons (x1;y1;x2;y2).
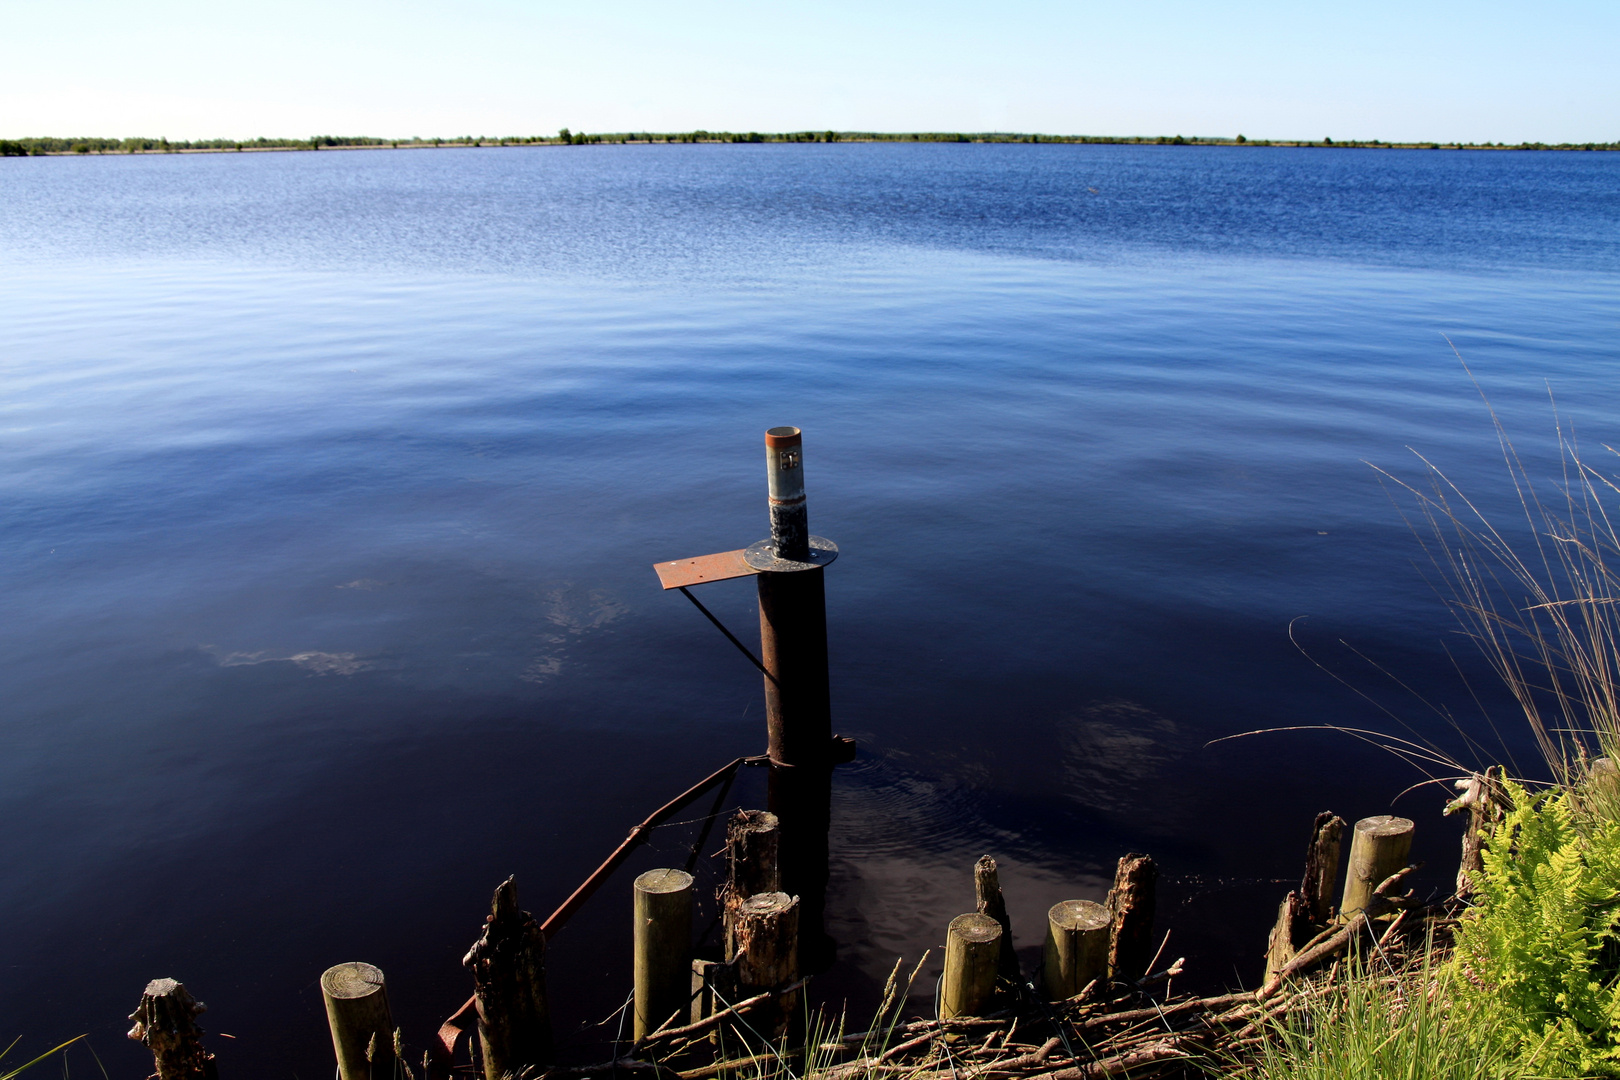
3;0;1615;142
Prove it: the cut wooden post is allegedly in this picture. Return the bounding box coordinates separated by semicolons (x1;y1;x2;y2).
723;810;781;960
634;868;695;1041
1105;853;1158;981
974;855;1020;980
321;962;395;1080
463;876;552;1079
1041;900;1110;1000
733;891;800;1037
1340;815;1414;918
1298;812;1346;924
942;913;1002;1019
127;978;217;1080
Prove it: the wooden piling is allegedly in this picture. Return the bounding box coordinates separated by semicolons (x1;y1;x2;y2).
974;855;1020;979
942;913;1003;1019
127;978;217;1080
634;868;695;1041
464;876;552;1078
1041;900;1110;1000
1340;815;1414;917
724;810;782;960
321;962;395;1080
733;891;800;1037
1105;853;1158;981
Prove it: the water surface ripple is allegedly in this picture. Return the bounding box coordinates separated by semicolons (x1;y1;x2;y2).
0;144;1616;1074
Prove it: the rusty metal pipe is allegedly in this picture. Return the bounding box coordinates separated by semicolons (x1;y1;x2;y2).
765;426;809;562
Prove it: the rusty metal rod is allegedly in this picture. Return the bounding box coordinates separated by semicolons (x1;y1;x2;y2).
432;755;768;1078
677;586;779;688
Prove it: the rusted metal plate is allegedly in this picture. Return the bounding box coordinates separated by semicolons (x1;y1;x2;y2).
653;548;759;590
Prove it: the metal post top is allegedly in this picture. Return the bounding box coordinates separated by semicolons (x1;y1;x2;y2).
744;535;838;573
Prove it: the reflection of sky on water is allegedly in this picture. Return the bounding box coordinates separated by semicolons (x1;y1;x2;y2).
0;144;1614;1074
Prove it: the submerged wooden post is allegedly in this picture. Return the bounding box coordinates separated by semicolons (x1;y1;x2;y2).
734;891;800;1036
724;810;781;960
464;876;552;1078
1042;900;1110;1000
127;978;217;1080
1339;816;1414;917
1105;853;1158;981
942;913;1002;1018
634;869;695;1041
321;962;395;1080
974;855;1020;979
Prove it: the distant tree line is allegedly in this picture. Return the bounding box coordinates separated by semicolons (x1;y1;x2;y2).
3;132;1617;157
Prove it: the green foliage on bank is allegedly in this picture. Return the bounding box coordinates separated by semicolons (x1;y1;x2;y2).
1226;947;1523;1080
1449;780;1620;1076
2;132;1616;157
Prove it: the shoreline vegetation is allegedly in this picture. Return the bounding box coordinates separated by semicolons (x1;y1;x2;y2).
2;130;1618;157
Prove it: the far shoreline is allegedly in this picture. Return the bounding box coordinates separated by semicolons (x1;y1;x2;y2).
4;130;1618;158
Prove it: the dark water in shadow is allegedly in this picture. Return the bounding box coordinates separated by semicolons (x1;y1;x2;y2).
0;143;1616;1074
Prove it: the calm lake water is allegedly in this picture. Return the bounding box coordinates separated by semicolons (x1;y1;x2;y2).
1;143;1617;1075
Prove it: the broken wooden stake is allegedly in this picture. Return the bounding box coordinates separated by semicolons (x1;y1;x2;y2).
321;962;395;1080
1448;769;1502;901
127;978;217;1080
974;855;1020;980
1042;900;1110;1000
1105;853;1157;981
464;875;552;1079
1298;812;1346;924
633;868;694;1041
942;912;1002;1019
723;810;781;960
1339;816;1414;918
1262;891;1306;986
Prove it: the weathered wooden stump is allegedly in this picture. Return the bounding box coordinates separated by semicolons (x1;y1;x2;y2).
733;890;800;1037
321;962;395;1080
942;912;1002;1018
1105;853;1158;981
463;876;552;1079
127;978;217;1080
1449;770;1503;900
1299;812;1346;923
974;855;1020;979
1042;900;1110;1000
723;810;781;961
1340;816;1414;917
634;868;695;1041
1264;812;1346;983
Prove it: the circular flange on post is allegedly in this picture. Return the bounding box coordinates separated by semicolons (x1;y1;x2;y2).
744;535;838;573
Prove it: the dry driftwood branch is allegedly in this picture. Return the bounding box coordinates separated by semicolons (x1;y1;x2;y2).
638;979;804;1049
